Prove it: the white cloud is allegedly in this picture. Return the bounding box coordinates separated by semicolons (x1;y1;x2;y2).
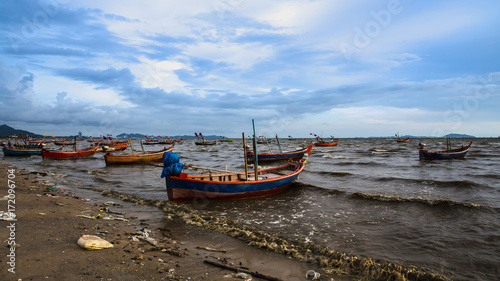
33;73;134;107
183;41;275;70
129;57;191;93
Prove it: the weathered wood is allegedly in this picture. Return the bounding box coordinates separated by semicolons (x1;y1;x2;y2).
203;260;283;281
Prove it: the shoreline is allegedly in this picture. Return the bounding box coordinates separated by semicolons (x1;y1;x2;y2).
0;162;348;281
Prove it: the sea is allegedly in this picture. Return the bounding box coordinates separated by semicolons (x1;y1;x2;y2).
2;138;499;281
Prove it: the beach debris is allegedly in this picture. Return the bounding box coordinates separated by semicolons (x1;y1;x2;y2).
195;246;227;253
77;215;96;220
129;228;158;246
203;260;282;281
305;270;321;280
234;272;252;280
0;211;17;221
77;235;114;250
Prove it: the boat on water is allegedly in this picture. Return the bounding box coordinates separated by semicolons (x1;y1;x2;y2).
194;140;217;145
101;141;129;152
310;133;339;147
395;133;410;143
2;146;62;156
418;139;473;160
246;146;309;162
314;139;339;147
104;147;173;165
161;142;314;201
41;147;98;159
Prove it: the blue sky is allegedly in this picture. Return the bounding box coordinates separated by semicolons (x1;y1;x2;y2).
1;0;499;138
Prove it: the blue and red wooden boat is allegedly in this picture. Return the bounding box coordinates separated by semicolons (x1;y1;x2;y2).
162;142;314;201
418;141;473;160
2;146;62;156
246;146;309;162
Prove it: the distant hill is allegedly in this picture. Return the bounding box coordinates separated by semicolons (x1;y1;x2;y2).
444;133;476;138
116;133;146;139
0;124;43;138
116;133;223;139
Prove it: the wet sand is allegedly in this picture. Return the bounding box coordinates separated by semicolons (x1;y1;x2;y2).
0;162;350;281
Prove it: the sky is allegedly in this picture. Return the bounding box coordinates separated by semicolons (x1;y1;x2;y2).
1;0;499;138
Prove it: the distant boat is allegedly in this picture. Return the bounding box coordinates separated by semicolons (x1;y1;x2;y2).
41;147;98;159
194;140;217;145
395;133;410;143
418;140;473;160
314;139;339;147
310;133;339;147
54;139;76;146
161;142;314;201
246;146;309;162
104;147;174;165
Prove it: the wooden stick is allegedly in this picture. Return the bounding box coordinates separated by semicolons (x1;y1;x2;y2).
276;134;283;153
242;132;248;181
203;260;283;281
252;119;259;181
128;138;135;154
266;139;272;153
140;140;145;154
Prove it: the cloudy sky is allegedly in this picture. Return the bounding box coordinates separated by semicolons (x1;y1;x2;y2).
1;0;499;138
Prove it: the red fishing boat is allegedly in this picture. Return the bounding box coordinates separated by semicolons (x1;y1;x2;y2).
311;133;339;147
41;147;98;159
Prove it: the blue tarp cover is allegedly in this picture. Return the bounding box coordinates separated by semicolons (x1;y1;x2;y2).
161;152;185;178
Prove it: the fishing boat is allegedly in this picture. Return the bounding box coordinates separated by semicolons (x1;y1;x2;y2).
395;133;410;143
418;140;473;160
194;140;217;145
310;133;339;147
2;146;62;156
161;142;313;201
246;146;309;162
104;147;173;165
101;141;129;152
54;140;76;145
143;139;175;145
41;147;98;159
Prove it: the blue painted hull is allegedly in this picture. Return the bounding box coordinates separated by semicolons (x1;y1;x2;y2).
419;141;473;160
166;164;303;201
3;147;42;156
2;147;63;156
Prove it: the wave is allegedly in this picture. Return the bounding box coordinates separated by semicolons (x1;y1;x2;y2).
315;171;353;177
351;192;489;209
322;154;349;159
375;176;485;189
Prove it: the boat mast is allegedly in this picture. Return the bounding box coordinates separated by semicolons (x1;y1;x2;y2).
252;119;259;181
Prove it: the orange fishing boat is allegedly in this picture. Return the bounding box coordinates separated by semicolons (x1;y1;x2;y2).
104;147;174;165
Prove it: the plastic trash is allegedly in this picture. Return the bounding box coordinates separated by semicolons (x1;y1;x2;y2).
77;235;114;250
305;270;321;280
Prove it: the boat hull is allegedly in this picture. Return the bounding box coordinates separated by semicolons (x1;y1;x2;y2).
3;147;43;156
104;147;173;165
314;140;339;147
166;164;303;201
419;141;473;160
41;147;97;159
3;147;62;156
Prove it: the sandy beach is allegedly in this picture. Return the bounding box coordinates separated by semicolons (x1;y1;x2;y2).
0;162;352;281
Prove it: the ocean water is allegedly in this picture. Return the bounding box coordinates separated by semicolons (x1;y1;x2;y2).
2;138;499;280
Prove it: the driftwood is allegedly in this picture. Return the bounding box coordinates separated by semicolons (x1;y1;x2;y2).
203;260;283;281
